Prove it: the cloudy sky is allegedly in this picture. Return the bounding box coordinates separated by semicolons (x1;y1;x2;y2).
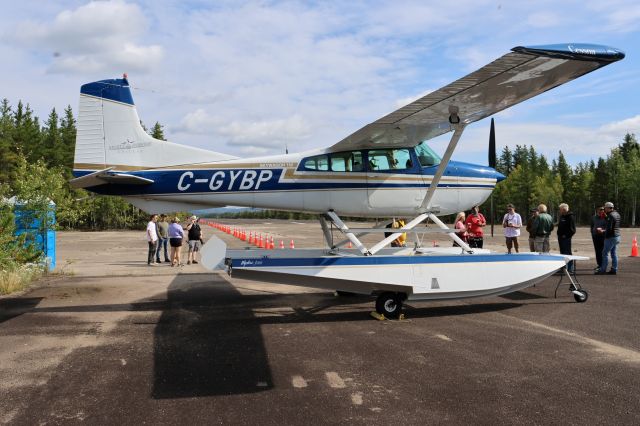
1;0;639;165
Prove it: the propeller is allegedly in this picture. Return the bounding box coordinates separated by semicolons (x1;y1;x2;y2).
488;117;496;169
488;117;497;236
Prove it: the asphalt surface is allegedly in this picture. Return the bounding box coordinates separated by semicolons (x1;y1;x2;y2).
1;222;639;425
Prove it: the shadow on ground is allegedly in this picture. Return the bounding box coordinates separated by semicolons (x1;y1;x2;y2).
0;297;44;323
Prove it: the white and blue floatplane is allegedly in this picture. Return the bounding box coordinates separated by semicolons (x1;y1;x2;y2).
70;43;624;317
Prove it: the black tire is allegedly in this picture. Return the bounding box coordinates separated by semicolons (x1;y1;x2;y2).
573;290;589;303
375;292;403;319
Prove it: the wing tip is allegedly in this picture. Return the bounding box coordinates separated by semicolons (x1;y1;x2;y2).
512;43;625;62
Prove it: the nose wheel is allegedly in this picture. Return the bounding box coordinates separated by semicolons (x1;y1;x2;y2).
375;292;406;319
572;289;589;303
554;265;588;303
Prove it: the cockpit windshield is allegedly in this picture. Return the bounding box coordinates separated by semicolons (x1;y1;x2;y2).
415;141;441;167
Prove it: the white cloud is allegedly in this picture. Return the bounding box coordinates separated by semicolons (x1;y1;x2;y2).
5;0;163;73
599;115;640;135
176;108;311;149
218;115;311;147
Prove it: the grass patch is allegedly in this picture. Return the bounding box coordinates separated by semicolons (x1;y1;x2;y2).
0;263;45;295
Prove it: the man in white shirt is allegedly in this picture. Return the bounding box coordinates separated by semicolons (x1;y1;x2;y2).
502;204;522;254
146;214;159;266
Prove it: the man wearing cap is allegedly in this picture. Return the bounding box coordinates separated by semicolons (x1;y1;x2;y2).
525;208;538;252
532;204;554;253
186;215;203;265
502;204;522;254
598;202;621;275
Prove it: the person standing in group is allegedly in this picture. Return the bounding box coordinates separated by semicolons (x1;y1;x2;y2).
502;204;522;254
557;203;576;272
598;201;621;275
525;208;538;252
533;204;554;253
465;205;486;248
590;206;607;272
155;214;170;263
168;216;185;267
146;214;159;266
186;215;203;265
453;212;467;247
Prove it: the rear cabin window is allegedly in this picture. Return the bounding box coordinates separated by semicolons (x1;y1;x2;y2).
303;155;329;171
330;151;363;172
367;149;412;171
301;151;363;172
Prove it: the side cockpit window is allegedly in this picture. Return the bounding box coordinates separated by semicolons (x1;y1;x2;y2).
415;141;441;167
367;149;412;171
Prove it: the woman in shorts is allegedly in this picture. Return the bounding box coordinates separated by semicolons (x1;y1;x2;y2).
168;217;185;266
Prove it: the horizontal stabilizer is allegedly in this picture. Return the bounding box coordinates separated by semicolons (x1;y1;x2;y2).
69;168;154;189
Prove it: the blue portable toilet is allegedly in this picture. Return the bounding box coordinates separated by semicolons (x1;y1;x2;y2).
8;196;56;271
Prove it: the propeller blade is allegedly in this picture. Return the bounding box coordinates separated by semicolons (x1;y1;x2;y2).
488;118;496;169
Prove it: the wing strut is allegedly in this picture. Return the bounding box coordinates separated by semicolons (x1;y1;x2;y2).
420;122;466;211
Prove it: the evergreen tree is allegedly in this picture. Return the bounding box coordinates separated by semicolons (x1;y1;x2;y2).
619;133;639;162
150;122;166;140
41;108;61;167
496;146;513;175
59;105;76;171
13;102;42;163
0;99;19;182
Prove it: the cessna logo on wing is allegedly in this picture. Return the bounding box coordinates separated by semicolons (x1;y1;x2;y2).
177;169;274;192
568;45;596;55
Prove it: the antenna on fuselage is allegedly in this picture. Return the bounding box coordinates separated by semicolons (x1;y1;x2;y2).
285;145;289;154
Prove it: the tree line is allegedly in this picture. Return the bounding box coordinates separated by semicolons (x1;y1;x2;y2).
490;134;639;226
1;95;638;229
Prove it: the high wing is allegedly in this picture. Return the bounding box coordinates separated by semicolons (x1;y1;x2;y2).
329;43;625;152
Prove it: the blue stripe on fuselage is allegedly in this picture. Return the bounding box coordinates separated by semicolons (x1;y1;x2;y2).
72;167;498;196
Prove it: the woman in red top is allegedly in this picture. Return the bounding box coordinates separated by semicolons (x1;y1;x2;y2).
465;205;487;248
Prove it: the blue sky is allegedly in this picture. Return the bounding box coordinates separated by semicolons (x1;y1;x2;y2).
1;0;638;166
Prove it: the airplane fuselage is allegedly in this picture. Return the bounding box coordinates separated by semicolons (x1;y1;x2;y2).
76;145;503;217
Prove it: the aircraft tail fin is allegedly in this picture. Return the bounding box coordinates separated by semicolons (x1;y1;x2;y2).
73;77;236;174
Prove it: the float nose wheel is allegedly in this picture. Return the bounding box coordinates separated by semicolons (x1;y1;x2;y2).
572;289;589;303
375;292;405;319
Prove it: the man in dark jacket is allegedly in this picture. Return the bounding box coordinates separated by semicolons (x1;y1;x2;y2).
557;203;576;272
598;201;621;275
590;207;607;272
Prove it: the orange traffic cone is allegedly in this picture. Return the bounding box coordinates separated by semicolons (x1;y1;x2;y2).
631;235;638;257
279;240;285;249
290;239;295;249
269;236;275;250
347;241;353;249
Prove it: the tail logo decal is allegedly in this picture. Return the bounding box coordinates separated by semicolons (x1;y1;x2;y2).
108;138;151;152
